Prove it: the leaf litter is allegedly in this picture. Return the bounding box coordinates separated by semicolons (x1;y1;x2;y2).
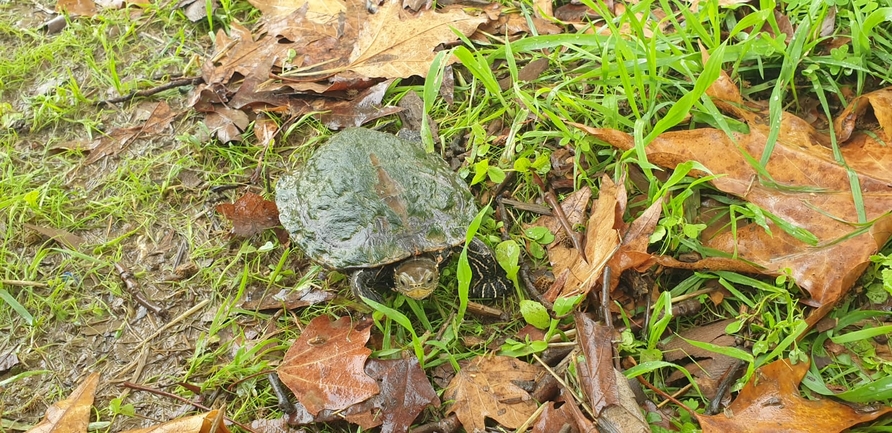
18;0;892;432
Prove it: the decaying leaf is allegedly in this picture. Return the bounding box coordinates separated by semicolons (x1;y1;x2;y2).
444;355;542;433
215;192;281;238
28;372;98;433
579;74;892;324
277;316;379;416
661;319;743;400
84;101;177;164
696;359;892;432
343;356;440;433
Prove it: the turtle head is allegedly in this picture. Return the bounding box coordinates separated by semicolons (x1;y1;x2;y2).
393;257;439;299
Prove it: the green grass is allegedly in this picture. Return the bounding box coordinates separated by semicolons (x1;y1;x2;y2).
2;0;892;431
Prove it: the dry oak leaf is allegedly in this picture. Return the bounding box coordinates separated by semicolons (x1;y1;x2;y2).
120;410;230;433
27;372;98;433
696;359;892;433
444;355;543;433
547;174;623;299
345;0;491;78
277;316;379;416
247;0;347;24
215;192;282;238
577;80;892;325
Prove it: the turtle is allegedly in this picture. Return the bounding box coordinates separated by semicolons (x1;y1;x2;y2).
275;127;510;304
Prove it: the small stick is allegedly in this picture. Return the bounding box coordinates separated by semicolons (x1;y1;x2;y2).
114;262;166;317
531;173;584;260
101;77;202;105
1;279;48;288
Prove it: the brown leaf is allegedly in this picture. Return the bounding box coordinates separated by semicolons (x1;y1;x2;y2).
216;192;281;238
661;319;743;400
56;0;97;16
27;372;98;433
548;175;623;298
85;101;177;164
605;196;662;292
24;223;85;249
277;316;379;416
119;411;231;433
695;359;892;432
575;312;618;414
578;79;892;324
346;1;490;78
444;356;542;433
343;356;440;432
317;80;402;129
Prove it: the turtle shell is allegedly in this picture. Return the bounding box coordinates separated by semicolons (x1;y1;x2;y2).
276;128;478;269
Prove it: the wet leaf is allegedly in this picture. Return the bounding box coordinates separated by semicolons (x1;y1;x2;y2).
661;319;744;400
444;355;542;432
342;356;440;433
215;192;281;238
575;312;618;414
579;78;892;325
84;101;177;164
277;316;379;416
27;372;98;433
696;359;892;432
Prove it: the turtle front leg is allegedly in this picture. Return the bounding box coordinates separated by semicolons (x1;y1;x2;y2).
467;238;511;299
350;268;387;305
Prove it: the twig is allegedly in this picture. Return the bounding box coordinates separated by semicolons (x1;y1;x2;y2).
1;279;48;288
101;77;202;105
121;381;258;433
531;173;585;260
134;299;210;350
115;262;166;317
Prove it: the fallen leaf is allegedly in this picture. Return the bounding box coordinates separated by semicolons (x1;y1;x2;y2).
119;410;230;433
661;319;743;400
28;372;98;433
547;175;623;299
696;359;892;432
85;101;177;164
578;78;892;324
215;192;281;238
343;355;440;433
24;223;85;249
277;316;379;416
444;355;542;432
575;312;618;414
56;0;97;15
316;80;402;129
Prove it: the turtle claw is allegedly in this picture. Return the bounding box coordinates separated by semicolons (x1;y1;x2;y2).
350;268;386;305
467;238;512;299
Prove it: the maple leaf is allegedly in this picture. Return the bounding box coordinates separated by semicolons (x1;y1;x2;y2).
215;192;282;238
696;359;892;432
577;77;892;324
444;355;542;432
28;372;98;433
277;316;379;416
